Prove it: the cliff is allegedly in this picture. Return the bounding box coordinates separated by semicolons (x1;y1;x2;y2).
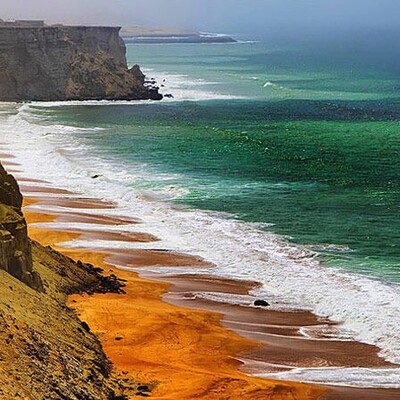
0;163;42;290
0;25;162;101
0;162;139;399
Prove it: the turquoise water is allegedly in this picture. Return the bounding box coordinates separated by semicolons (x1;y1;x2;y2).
34;40;400;283
128;41;400;101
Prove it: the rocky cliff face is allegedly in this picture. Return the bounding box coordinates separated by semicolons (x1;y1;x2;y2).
0;163;43;290
0;241;133;399
0;26;162;101
0;162;137;398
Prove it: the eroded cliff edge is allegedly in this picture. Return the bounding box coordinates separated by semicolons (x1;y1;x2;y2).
0;163;42;290
0;25;162;101
0;162;135;399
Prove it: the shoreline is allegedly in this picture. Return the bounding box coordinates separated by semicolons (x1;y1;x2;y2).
1;149;400;398
5;168;396;398
22;194;325;399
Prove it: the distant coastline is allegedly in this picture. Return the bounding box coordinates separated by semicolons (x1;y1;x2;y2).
121;26;236;44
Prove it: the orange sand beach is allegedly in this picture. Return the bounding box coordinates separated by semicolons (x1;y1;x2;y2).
3;160;399;399
23;197;322;399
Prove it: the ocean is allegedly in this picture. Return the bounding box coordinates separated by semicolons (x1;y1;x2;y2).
1;35;400;387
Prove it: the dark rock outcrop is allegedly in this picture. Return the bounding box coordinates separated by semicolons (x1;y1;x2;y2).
0;25;162;101
0;162;43;290
254;299;270;307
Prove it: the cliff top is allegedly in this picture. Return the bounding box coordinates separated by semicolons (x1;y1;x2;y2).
0;19;121;30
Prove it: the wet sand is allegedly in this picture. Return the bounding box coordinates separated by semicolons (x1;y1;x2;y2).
17;178;400;399
153;274;394;369
0;160;19;167
0;153;15;159
24;199;323;399
26;195;117;209
16;177;49;184
19;184;74;195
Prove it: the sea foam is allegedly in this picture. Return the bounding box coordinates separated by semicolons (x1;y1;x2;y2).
2;103;400;388
262;367;400;389
140;68;247;101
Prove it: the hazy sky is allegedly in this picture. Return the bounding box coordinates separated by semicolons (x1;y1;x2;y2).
0;0;399;36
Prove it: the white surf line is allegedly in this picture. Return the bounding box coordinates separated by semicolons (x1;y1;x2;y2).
260;367;400;389
140;67;247;102
3;101;400;384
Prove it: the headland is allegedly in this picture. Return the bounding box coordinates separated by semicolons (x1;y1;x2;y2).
121;26;237;44
0;20;162;101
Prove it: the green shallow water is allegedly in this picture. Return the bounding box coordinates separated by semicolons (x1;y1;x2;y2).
34;39;400;283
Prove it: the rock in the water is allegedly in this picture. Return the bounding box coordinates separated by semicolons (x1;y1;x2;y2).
254;299;270;307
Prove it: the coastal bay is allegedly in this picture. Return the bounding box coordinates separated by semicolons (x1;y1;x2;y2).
1;24;400;397
0;151;396;399
0;0;399;396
